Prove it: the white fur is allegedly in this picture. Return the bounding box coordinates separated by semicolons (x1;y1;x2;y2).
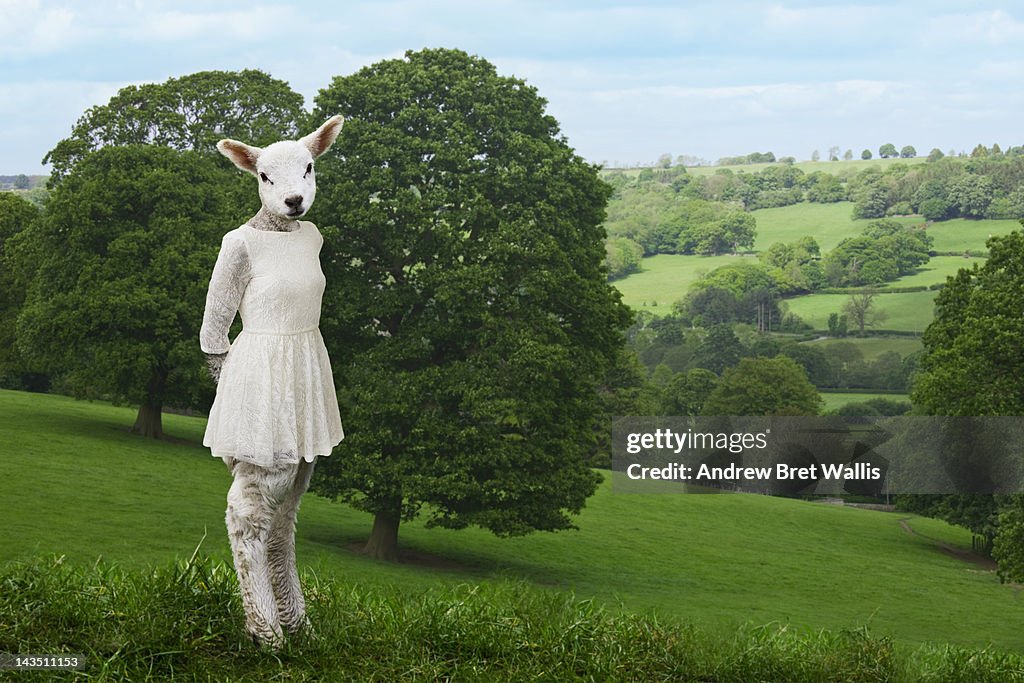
217;115;343;222
226;459;315;647
211;116;343;648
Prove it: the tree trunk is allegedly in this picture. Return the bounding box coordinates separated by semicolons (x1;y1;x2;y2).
131;400;163;439
130;369;166;439
364;509;401;562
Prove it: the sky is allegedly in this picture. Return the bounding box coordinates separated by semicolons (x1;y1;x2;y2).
1;0;1022;174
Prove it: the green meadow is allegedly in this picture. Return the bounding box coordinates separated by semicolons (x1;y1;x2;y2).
877;255;984;289
926;216;1024;253
2;388;1021;654
820;391;911;412
804;336;923;361
611;253;759;312
749;201;922;252
784;290;937;333
610;200;1010;340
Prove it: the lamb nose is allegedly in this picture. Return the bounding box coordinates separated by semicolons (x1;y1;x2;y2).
284;195;303;208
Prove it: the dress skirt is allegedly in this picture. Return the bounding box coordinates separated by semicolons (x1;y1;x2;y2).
203;327;344;468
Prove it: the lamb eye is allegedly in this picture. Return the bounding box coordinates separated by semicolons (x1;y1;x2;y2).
304;163;313;177
259;172;272;184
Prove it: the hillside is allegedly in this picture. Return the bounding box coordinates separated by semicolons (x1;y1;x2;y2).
608;202;1018;397
605;166;1021;411
2;388;1020;652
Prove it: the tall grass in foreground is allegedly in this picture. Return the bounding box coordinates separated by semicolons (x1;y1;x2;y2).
2;557;1022;682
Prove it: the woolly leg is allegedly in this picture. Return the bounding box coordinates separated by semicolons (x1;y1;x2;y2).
226;463;288;648
267;457;316;634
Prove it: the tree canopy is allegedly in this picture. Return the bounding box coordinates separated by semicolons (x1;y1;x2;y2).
702;356;821;416
43;70;305;181
912;228;1024;415
10;145;239;437
0;193;41;388
822;219;932;287
306;48;631;560
906;226;1024;578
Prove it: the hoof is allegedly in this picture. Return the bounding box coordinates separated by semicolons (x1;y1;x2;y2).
248;628;285;650
282;615;314;637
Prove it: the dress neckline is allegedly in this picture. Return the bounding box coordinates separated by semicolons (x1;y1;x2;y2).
244;221;305;235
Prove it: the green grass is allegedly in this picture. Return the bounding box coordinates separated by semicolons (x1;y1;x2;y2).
784;290;937;332
748;203;1017;255
926;217;1024;253
750;202;922;252
610;203;1013;327
877;256;984;289
802;337;922;361
819;392;911;412
8;556;1023;682
2;388;1022;655
611;253;758;312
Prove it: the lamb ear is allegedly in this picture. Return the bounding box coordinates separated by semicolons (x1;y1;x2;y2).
216;139;262;175
301;115;344;158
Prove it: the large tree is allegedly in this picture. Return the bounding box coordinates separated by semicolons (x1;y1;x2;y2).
908;227;1024;571
10;146;238;437
702;356;821;416
43;70;304;181
12;69;305;435
913;229;1024;415
843;289;888;336
307;48;630;560
0;193;41;388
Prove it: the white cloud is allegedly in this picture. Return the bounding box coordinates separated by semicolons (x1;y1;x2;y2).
0;0;1020;170
922;9;1024;46
764;3;875;30
973;59;1024;81
0;1;84;57
135;6;298;42
0;79;133;172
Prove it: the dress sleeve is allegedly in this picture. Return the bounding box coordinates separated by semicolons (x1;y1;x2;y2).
200;232;251;354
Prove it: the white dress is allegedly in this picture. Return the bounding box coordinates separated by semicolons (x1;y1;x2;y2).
200;221;344;467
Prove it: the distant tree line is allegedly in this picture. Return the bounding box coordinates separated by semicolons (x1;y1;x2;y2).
603;168;757;278
849;152;1024;221
0;175;46;190
715;151;779;166
601;149;1023;277
605;145;1024;222
590;315;916;466
634;314;916;391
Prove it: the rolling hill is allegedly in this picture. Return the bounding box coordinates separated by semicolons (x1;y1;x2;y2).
2;388;1020;651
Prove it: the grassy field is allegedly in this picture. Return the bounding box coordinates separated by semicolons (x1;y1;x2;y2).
803;336;922;361
749;201;922;252
927;216;1024;253
749;202;1018;255
611;202;1011;320
820;391;911;412
611;253;758;312
877;255;984;289
614;253;975;324
8;558;1021;681
784;290;937;332
2;388;1022;653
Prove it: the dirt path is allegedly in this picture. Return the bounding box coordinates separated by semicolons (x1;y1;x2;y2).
898;518;997;570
